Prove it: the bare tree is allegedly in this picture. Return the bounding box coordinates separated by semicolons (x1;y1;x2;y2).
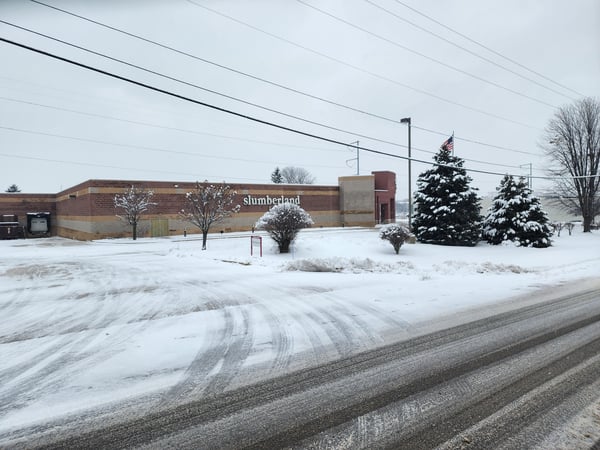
280;166;315;184
180;181;240;250
255;203;313;253
542;97;600;232
114;185;156;240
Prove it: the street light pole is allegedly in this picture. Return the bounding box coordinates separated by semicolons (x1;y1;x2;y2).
400;117;412;230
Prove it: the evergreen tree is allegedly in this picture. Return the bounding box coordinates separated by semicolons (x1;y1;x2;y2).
483;175;553;248
271;167;283;183
5;184;20;193
412;148;482;246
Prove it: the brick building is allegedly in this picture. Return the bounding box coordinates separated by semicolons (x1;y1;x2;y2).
0;171;396;240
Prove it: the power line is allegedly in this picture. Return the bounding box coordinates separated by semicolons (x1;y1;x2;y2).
26;0;399;126
0;151;269;183
361;0;577;101
10;19;540;171
2;35;595;182
0;20;413;153
23;1;543;156
0;96;539;169
2;111;528;174
182;0;540;130
387;0;585;98
412;125;541;157
297;0;557;108
0;124;346;169
0;96;345;153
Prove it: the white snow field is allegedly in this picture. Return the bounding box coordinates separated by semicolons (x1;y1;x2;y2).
0;227;599;439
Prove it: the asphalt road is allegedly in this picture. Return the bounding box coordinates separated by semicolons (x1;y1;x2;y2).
11;282;600;449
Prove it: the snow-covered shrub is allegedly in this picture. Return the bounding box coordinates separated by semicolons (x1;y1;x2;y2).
380;223;411;254
483;175;553;248
255;203;313;253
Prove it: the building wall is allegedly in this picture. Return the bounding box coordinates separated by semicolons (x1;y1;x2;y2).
1;174;396;240
53;180;342;240
373;171;396;224
0;193;56;234
338;175;376;227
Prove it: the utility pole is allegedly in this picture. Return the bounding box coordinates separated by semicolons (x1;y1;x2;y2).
400;117;412;229
346;141;359;175
520;163;533;190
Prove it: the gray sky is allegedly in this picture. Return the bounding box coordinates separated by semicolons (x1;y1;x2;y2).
1;0;599;196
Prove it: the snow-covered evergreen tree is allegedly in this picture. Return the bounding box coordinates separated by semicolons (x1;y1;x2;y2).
271;167;283;183
255;203;313;253
412;148;482;246
483;175;553;248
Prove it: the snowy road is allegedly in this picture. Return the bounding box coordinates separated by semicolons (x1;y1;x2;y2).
7;279;600;449
0;228;599;447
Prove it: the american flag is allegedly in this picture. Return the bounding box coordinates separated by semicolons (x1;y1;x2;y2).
441;135;454;152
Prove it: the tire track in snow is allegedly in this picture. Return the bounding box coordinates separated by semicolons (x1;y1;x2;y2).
0;263;164;420
252;303;293;374
305;307;355;358
159;302;240;407
203;305;254;395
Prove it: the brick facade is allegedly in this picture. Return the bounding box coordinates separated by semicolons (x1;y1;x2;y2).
0;172;396;240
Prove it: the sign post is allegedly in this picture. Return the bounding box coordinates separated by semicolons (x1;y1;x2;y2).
251;235;262;257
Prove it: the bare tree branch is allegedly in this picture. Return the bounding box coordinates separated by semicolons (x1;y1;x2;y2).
114;185;156;240
180;181;240;250
280;166;316;184
542;97;600;231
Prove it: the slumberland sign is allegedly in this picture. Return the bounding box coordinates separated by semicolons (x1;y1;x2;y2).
242;194;301;206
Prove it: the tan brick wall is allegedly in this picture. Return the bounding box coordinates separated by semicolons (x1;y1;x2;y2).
338;175;376;227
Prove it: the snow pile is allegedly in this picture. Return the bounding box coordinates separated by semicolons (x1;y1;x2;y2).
284;257;414;273
431;261;533;274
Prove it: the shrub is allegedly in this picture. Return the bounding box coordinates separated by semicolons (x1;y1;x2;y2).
255;203;313;253
380;223;411;254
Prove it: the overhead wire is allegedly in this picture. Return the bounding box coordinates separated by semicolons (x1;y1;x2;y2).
182;0;540;130
0;94;543;168
1;35;596;182
0;151;269;183
387;0;585;98
361;0;578;101
0;20;417;154
296;0;557;108
2;19;544;172
0;105;532;173
25;0;543;156
0;95;346;153
0;124;347;169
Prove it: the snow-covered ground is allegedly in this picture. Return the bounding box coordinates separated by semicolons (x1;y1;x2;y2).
0;227;599;438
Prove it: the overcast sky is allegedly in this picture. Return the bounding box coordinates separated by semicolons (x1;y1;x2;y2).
1;0;598;196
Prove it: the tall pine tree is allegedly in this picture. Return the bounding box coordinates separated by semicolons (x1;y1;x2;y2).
483;175;553;248
412;148;482;246
271;167;283;183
